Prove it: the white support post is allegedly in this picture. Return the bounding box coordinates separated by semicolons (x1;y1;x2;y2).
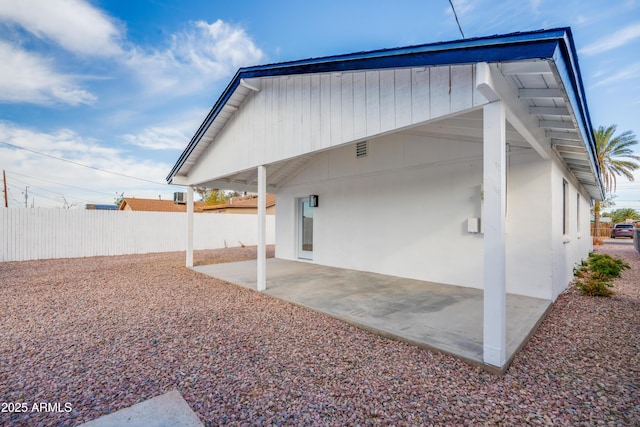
483;100;507;367
257;165;267;292
186;186;194;268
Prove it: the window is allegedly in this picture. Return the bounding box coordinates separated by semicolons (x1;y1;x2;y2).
562;180;569;235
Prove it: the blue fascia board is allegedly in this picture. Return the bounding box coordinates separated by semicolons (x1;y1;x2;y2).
239;41;558;78
238;28;569;74
550;32;604;198
167;28;585;182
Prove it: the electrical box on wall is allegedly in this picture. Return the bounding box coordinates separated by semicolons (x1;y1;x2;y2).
467;217;481;233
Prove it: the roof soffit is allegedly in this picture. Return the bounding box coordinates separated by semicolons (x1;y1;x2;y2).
480;53;603;200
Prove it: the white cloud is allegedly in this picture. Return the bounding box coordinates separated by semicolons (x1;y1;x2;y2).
121;127;190;151
0;122;173;208
0;41;96;105
580;22;640;56
0;0;123;56
594;62;640;87
181;20;264;72
119;108;210;151
125;19;264;94
0;121;118;158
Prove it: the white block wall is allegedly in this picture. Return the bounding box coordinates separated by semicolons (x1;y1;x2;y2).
277;132;486;289
275;131;592;300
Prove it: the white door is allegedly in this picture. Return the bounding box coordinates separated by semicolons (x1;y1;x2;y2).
298;198;313;259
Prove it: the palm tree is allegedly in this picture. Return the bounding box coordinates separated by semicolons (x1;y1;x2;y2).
603;207;640;224
593;125;639;237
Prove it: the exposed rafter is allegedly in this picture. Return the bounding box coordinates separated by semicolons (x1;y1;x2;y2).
529;107;570;116
519;88;563;99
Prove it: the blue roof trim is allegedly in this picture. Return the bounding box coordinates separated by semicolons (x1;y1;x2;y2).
167;28;594;185
239;28;568;73
551;30;602;194
238;41;558;77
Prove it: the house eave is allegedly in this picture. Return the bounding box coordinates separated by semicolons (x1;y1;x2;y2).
167;27;604;201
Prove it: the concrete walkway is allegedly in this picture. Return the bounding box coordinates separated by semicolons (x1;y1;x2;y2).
194;259;551;372
78;390;203;427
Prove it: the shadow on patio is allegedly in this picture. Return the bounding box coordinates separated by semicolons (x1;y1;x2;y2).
193;259;551;373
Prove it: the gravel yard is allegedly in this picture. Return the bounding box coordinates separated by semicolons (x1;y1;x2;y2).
0;243;638;426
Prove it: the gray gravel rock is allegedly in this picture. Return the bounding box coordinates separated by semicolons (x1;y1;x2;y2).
0;243;638;426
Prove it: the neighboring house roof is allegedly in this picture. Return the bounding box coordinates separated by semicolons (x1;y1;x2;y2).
202;194;276;212
167;27;603;200
119;198;206;212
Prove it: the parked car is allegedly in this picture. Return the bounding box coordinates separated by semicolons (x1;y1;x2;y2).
610;223;635;238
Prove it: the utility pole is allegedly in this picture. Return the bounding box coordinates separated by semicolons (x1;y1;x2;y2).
2;169;7;208
23;185;29;208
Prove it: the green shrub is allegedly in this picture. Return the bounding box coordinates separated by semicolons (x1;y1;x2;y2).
573;253;629;297
587;253;630;280
575;271;615;296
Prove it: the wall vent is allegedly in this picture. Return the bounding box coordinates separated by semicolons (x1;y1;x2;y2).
356;141;368;158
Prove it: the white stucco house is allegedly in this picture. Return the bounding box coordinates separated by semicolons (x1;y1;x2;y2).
167;28;604;367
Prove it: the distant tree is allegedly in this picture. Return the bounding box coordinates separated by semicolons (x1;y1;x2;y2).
114;192;125;207
195;188;240;205
602;208;640;224
194;187;209;201
58;194;80;209
593;125;639;237
204;189;228;205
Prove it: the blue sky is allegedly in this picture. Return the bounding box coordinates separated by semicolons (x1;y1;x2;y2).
0;0;639;210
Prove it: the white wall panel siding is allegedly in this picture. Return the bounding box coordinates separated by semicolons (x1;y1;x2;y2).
309;75;322;152
379;69;396;133
186;65;487;186
320;74;332;151
430;66;450;118
341;72;354;142
352;72;367;140
0;210;275;262
293;75;304;156
395;68;412;129
451;65;474;113
411;68;430;123
330;73;343;146
365;71;381;136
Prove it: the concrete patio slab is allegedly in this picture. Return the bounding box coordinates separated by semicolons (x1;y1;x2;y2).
78;390;203;427
194;259;551;372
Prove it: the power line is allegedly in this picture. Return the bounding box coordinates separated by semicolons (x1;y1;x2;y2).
1;141;167;186
5;174;106;207
448;0;465;39
6;182;98;207
6;170;115;197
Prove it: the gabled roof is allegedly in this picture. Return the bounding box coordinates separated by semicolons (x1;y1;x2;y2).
119;198;206;212
168;28;603;199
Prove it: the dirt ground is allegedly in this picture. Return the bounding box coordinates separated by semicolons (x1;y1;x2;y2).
0;243;638;426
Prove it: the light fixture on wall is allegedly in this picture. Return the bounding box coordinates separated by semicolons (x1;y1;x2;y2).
309;195;319;207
